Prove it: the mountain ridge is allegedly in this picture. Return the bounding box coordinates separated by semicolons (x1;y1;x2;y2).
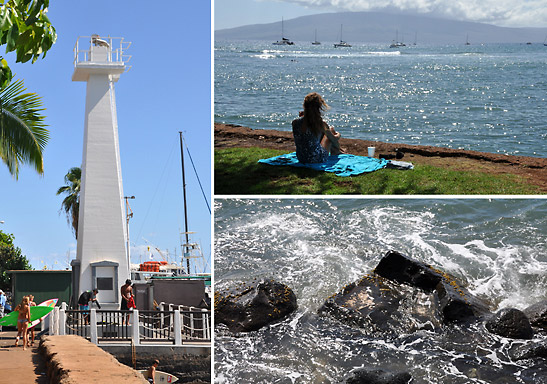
215;11;547;44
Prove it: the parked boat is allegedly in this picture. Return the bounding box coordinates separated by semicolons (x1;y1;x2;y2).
334;24;351;48
312;29;320;45
389;30;406;48
273;18;294;45
131;133;211;289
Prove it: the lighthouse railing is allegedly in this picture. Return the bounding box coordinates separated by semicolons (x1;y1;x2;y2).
73;36;132;67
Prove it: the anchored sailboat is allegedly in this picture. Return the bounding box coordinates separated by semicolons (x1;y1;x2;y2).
273;17;294;45
389;30;406;48
334;24;351;48
312;29;321;45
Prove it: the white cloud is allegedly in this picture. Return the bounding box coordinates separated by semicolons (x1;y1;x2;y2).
281;0;547;27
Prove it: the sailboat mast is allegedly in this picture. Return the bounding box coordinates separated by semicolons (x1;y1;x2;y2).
179;131;190;274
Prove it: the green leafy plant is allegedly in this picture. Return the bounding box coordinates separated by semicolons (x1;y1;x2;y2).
0;0;57;87
0;230;32;292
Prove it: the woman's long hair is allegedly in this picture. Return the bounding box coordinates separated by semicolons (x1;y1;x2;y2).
15;296;29;311
302;92;328;136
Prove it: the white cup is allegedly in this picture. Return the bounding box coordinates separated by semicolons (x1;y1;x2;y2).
367;147;375;157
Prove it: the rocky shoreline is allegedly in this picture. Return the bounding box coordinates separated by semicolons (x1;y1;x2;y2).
215;123;547;192
215;250;547;384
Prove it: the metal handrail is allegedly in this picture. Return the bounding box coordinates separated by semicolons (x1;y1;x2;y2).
65;310;89;338
180;309;211;341
158;302;211;341
96;310;132;341
73;35;130;68
138;310;174;343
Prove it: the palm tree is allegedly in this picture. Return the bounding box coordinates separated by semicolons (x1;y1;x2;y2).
0;78;49;178
57;167;81;239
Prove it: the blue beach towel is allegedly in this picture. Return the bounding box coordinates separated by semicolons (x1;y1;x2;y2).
258;152;390;177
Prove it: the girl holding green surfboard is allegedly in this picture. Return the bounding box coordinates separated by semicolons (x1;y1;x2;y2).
14;296;31;350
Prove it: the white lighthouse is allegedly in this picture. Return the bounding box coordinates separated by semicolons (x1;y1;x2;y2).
71;35;131;309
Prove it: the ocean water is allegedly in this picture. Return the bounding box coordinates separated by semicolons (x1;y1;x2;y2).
214;42;547;157
214;199;547;383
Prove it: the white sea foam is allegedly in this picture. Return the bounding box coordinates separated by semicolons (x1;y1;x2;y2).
215;200;547;383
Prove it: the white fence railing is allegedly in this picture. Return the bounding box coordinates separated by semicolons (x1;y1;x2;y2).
49;303;210;346
159;302;211;340
73;35;132;67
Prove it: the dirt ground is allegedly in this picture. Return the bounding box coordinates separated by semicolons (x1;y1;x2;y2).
215;123;547;193
0;331;49;384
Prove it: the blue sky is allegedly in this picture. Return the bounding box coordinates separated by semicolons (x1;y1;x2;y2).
215;0;547;30
0;1;211;272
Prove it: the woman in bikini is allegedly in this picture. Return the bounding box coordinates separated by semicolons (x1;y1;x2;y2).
15;296;31;350
292;92;343;163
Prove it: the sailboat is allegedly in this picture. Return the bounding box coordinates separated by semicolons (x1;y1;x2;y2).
273;17;294;45
544;35;547;46
334;24;351;48
465;34;471;45
389;30;406;48
131;132;211;285
312;29;321;45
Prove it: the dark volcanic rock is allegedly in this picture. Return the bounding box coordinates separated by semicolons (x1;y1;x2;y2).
319;273;443;336
485;308;534;339
374;250;443;292
321;251;492;334
436;280;490;322
511;340;547;360
344;368;412;384
523;300;547;331
214;279;297;332
375;250;491;323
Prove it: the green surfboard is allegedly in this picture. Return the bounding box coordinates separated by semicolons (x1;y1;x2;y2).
0;306;53;327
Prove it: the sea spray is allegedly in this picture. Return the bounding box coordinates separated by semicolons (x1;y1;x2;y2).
215;199;547;383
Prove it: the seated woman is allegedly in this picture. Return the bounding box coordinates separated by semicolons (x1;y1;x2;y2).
292;92;343;163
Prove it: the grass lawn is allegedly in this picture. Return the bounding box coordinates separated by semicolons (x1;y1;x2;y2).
215;147;541;195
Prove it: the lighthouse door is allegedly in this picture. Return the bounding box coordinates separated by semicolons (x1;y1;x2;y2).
91;261;119;305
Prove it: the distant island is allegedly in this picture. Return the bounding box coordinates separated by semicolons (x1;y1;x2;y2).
215;11;547;45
